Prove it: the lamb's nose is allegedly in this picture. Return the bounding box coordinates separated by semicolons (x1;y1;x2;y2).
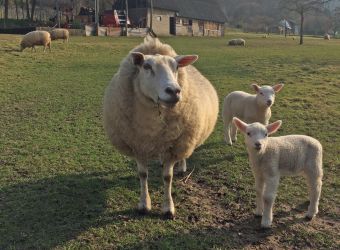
255;142;262;148
165;86;181;96
267;100;272;106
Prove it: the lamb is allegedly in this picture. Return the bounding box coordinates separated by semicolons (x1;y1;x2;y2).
228;38;246;46
233;117;323;228
50;28;69;42
20;30;51;52
103;36;219;219
324;34;330;40
222;83;284;145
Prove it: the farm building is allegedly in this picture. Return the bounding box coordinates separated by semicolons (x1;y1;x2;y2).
113;0;226;36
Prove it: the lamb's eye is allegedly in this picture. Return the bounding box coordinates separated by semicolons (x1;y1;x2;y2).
265;133;268;137
247;132;251;136
143;63;152;70
260;92;264;95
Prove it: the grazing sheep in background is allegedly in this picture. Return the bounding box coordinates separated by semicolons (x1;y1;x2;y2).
222;83;284;145
103;36;219;218
50;28;69;42
324;34;330;40
20;30;51;52
233;117;323;228
228;38;246;46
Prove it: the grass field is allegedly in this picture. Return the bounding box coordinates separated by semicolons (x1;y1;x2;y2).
0;33;339;249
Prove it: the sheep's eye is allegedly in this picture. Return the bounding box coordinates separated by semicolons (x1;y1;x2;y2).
247;132;251;136
265;133;268;137
143;63;152;70
260;92;264;95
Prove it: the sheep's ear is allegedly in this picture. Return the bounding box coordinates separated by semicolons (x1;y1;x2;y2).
272;83;284;93
232;117;248;134
131;52;144;66
251;84;260;93
175;55;198;67
266;120;282;135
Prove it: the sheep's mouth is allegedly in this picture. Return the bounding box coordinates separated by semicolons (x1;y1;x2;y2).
158;98;179;109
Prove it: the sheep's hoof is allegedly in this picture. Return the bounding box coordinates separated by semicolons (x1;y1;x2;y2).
163;211;175;220
260;224;272;230
254;214;262;218
304;214;315;221
137;207;151;215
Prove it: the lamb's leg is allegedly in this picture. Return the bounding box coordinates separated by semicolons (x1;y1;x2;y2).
306;175;322;219
261;176;280;228
48;42;51;52
254;174;264;216
162;161;175;219
230;123;238;143
176;159;187;173
136;160;151;214
223;116;232;145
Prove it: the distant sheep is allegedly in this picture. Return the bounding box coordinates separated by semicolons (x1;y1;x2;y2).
324;34;330;40
228;38;246;46
50;28;69;42
103;36;219;219
233;117;323;228
20;30;51;52
222;83;284;145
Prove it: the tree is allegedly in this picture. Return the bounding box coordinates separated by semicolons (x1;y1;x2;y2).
4;0;8;20
279;0;333;44
30;0;36;20
331;7;340;36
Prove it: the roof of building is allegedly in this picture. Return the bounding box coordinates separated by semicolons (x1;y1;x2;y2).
153;0;226;23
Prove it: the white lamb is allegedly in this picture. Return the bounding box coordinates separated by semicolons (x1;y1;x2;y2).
103;37;219;219
222;84;284;145
233;117;323;228
228;38;246;46
50;28;69;42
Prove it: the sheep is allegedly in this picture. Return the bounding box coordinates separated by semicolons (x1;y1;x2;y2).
324;34;330;40
20;30;51;52
228;38;246;46
222;83;284;145
50;28;69;42
233;117;323;228
103;36;219;219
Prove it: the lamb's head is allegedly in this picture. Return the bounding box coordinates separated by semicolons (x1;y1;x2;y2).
233;117;282;152
130;52;198;108
19;40;27;52
252;84;284;108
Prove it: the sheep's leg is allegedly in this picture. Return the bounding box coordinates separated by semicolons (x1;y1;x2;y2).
306;175;322;219
261;176;279;228
230;123;238;143
162;161;175;219
176;159;187;173
136;160;151;214
48;42;51;52
254;174;264;216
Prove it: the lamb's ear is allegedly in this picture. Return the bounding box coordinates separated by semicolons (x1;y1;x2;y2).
131;52;145;66
175;55;198;67
251;84;260;93
266;120;282;135
232;117;248;134
272;83;284;93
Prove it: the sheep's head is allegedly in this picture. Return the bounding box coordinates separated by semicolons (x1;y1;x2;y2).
252;84;284;108
233;117;282;152
19;41;26;52
130;52;198;108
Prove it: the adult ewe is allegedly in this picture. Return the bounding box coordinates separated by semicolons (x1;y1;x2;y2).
228;38;246;46
20;30;51;52
103;37;219;218
50;28;69;42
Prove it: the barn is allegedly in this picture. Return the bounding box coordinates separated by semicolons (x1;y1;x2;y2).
113;0;226;37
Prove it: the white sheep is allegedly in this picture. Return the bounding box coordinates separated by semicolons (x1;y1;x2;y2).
222;84;284;145
50;28;69;42
103;37;219;219
324;34;330;40
228;38;246;46
20;30;51;52
233;117;323;228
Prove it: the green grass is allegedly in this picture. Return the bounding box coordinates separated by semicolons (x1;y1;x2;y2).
0;33;339;249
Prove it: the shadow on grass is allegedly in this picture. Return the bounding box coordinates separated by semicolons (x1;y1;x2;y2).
121;209;309;250
0;171;139;249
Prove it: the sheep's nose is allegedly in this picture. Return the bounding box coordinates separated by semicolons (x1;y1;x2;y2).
165;86;181;96
267;100;272;106
255;142;262;150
